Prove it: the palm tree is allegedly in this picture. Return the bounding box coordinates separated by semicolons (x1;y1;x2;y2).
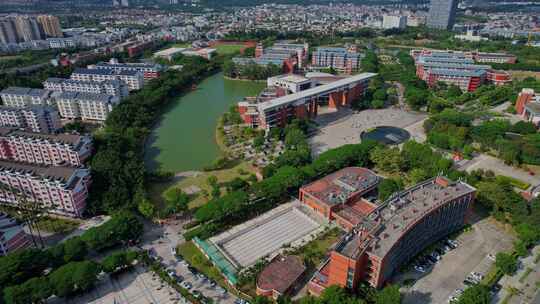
0;182;47;248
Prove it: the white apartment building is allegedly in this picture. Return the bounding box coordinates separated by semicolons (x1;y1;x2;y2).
43;78;129;98
70;68;143;91
0;106;61;134
382;15;407;29
0;87;53;107
0;161;91;217
0;127;92;166
54;91;120;122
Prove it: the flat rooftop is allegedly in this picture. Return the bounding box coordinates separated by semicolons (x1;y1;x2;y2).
301;167;379;207
258;73;377;111
210;201;323;269
368;177;475;258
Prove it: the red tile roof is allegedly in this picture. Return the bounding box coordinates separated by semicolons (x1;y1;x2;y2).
257;255;306;294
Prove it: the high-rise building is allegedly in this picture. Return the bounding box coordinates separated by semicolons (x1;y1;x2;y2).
382;15;407;29
0;19;19;44
121;0;129;7
14;16;44;42
427;0;457;30
37;15;63;38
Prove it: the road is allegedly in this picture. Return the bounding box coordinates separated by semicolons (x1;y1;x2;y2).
141;218;238;304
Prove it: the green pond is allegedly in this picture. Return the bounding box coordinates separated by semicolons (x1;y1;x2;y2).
145;72;265;172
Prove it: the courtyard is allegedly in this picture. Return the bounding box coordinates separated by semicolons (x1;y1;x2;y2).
309;107;427;155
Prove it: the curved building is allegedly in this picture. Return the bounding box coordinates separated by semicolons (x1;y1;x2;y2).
308;176;475;295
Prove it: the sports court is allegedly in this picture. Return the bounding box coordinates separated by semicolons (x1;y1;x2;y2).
209;201;324;268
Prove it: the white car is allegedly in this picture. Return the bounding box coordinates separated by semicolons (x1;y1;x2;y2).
487;253;496;261
414;265;426;273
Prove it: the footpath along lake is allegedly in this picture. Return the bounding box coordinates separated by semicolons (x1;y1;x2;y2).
145;72;265;172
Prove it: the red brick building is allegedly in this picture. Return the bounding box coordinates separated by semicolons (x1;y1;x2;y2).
299;167;380;231
308;176;476;294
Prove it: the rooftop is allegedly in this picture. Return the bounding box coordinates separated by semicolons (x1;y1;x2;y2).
301;167;379;207
368;177;475;258
258;73;377;111
0;127;87;146
257;255;306;294
0;87;49;97
0;160;81;185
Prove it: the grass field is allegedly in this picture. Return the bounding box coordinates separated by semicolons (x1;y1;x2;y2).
172;43;191;48
509;70;540;80
496;175;531;190
149;161;255;210
214;44;245;55
177;241;227;286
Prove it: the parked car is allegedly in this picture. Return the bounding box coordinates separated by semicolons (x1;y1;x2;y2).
209;280;217;288
181;281;192;290
414;265;426;273
197;273;207;281
188;266;198;275
175;275;184;283
192;290;202;299
487;253;496;261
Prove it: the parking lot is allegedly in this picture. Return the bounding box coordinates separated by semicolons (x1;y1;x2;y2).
399;215;515;304
141;218;239;304
48;265;185;304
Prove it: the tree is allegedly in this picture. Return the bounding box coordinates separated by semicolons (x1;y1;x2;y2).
378;178;402;201
495;252;518;275
165;188;190;214
49;261;99;297
137;197;155;218
62;236;87;262
374;285;401;304
456;284;491;304
370;147;405;174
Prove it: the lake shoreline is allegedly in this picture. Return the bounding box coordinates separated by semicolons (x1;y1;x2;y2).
144;72;265;172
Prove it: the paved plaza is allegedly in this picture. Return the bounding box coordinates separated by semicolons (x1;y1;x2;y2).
309;107;427;155
210;201;325;268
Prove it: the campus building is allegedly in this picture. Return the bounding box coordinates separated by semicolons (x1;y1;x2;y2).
299;167;380;231
89;61;162;81
427;0;457;30
411;49;511;92
233;42;308;74
0;106;61;134
0;213;30;256
54;91;120;122
43;77;129;98
308;175;475;294
0;161;91;217
0;127;92;167
237;73;375;129
0;87;53;107
70;68;144;91
515;88;540;125
311;47;363;74
267;74;313;94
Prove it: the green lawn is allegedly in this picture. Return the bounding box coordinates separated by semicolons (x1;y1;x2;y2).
177;241;228;287
496;175;531;190
148;161;255;210
172;43;191;48
215;44;244;55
